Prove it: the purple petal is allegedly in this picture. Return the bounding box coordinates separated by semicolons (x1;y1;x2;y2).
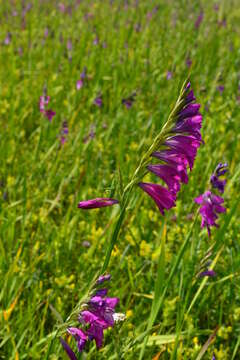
96;274;111;284
198;270;216;278
147;164;181;194
95;288;108;297
138;182;176;215
76;79;84;90
105;297;119;309
178;103;201;121
60;337;78;360
78;198;119;209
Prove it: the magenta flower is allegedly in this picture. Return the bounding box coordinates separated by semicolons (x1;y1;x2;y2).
67;328;87;352
61;274;122;357
139;183;176;215
139;82;203;215
198;270;216;278
78;198;119;210
44;109;56;122
96;274;111;284
4;32;11;45
122;93;136;109
39;93;56;122
194;190;226;236
76;67;87;90
76;79;83;90
94;96;102;107
210;163;228;193
166;71;172;80
195;11;204;29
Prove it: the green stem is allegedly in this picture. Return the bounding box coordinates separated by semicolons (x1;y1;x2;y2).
139;213;197;360
44;329;58;360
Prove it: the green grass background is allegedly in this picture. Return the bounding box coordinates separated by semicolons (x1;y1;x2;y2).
0;0;240;359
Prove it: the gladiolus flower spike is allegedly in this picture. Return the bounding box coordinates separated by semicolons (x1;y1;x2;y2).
194;163;228;236
60;274;124;359
138;80;203;215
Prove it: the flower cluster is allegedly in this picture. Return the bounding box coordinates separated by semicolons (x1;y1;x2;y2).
139;82;203;215
61;274;122;359
195;163;228;236
210;163;228;193
39;92;56;121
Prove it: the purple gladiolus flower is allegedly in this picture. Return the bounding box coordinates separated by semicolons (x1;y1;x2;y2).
94;96;102;107
166;71;172;80
139;81;203;215
39;93;56;122
60;121;69;145
4;32;11;45
210;163;228;193
122;93;136;109
186;57;192;68
139;182;176;215
194;190;226;236
62;274;122;356
76;79;83;90
217;85;224;93
67;328;88;352
195;11;204;29
60;337;78;360
45;109;56;122
198;270;216;278
76;67;87;90
78;198;119;209
96;274;111;284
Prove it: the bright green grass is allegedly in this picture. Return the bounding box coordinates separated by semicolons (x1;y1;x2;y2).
0;1;240;359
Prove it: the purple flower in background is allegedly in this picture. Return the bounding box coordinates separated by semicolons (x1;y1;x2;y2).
218;19;227;27
59;3;66;13
96;274;111;284
76;79;84;90
166;71;172;80
194;190;226;236
139;82;203;215
76;67;87;90
217;85;224;94
122;92;136;109
39;93;56;122
94;96;102;107
210;163;228;193
61;274;123;357
45;109;56;121
60;121;69;145
78;198;119;210
195;11;204;29
93;37;99;45
44;27;49;38
198;270;216;278
186;57;192;68
212;354;216;360
67;39;73;51
4;32;11;45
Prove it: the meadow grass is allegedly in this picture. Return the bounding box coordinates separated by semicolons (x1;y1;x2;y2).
0;1;240;359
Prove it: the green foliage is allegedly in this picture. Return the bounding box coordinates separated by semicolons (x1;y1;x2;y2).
0;0;239;359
